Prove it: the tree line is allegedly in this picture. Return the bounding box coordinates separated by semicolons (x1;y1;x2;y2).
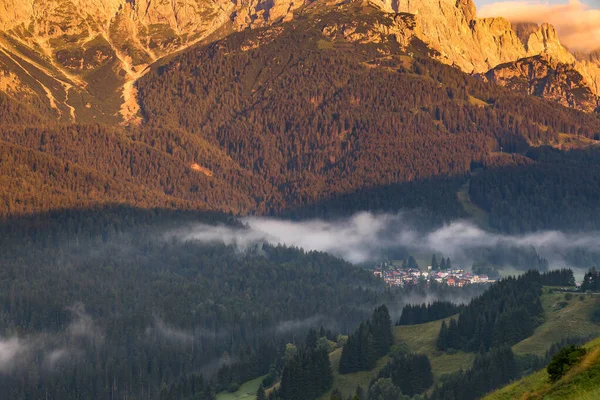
429;346;518;400
436;271;546;352
397;301;462;326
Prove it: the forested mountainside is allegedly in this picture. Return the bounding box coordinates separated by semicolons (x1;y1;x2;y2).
0;206;491;399
264;269;594;400
0;207;379;399
470;146;600;232
1;2;600;229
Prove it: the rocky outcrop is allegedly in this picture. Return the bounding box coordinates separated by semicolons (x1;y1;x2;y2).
485;55;599;113
524;23;574;64
321;12;419;47
512;22;540;46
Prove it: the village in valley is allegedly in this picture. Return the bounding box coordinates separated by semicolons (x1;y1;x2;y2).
372;255;496;287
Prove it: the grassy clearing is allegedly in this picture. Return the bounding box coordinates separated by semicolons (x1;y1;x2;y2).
322;349;391;399
513;290;600;356
395;318;475;378
238;289;600;400
555;133;600;150
317;39;334;50
216;376;265;400
486;337;600;400
468;95;491;107
456;178;491;230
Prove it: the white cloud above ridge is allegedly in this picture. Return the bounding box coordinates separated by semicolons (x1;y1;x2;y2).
479;0;600;53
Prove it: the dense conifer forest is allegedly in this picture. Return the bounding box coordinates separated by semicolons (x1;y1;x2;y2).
470;147;600;232
0;207;493;399
436;271;545;352
0;206;595;399
0;208;383;399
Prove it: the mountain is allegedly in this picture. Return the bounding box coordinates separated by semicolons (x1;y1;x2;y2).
0;0;305;124
1;0;600;222
0;0;599;123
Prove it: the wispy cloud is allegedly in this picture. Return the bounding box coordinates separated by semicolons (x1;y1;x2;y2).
177;212;600;269
0;338;26;372
275;315;329;334
479;0;600;53
149;317;195;344
0;304;101;374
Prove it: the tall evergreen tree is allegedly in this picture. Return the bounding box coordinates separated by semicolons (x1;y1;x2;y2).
440;258;447;271
340;306;393;374
378;353;433;396
431;254;439;271
256;385;266;400
371;305;393;358
437;321;448;351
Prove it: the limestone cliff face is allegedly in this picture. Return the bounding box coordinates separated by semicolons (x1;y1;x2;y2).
0;0;306;123
369;0;581;74
0;0;598;122
523;23;574;64
367;0;599;111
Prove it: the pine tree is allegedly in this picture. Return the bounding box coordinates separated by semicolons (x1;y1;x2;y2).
371;305;393;358
407;256;419;270
437;321;448;350
305;329;318;350
431;254;439;271
256;385;266;400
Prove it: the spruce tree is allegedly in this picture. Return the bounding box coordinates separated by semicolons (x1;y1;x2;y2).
431;254;439;271
437;321;448;351
256;385;266;400
371;305;393;358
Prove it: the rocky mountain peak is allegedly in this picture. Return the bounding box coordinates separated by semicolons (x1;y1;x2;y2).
456;0;476;22
0;0;597;122
512;22;540;48
526;23;574;64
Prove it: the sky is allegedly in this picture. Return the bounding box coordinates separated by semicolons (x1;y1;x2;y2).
472;0;600;52
475;0;598;6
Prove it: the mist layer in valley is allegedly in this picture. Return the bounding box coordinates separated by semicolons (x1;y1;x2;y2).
176;212;600;277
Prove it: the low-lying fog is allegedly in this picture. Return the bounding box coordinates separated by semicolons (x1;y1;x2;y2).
175;212;600;278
